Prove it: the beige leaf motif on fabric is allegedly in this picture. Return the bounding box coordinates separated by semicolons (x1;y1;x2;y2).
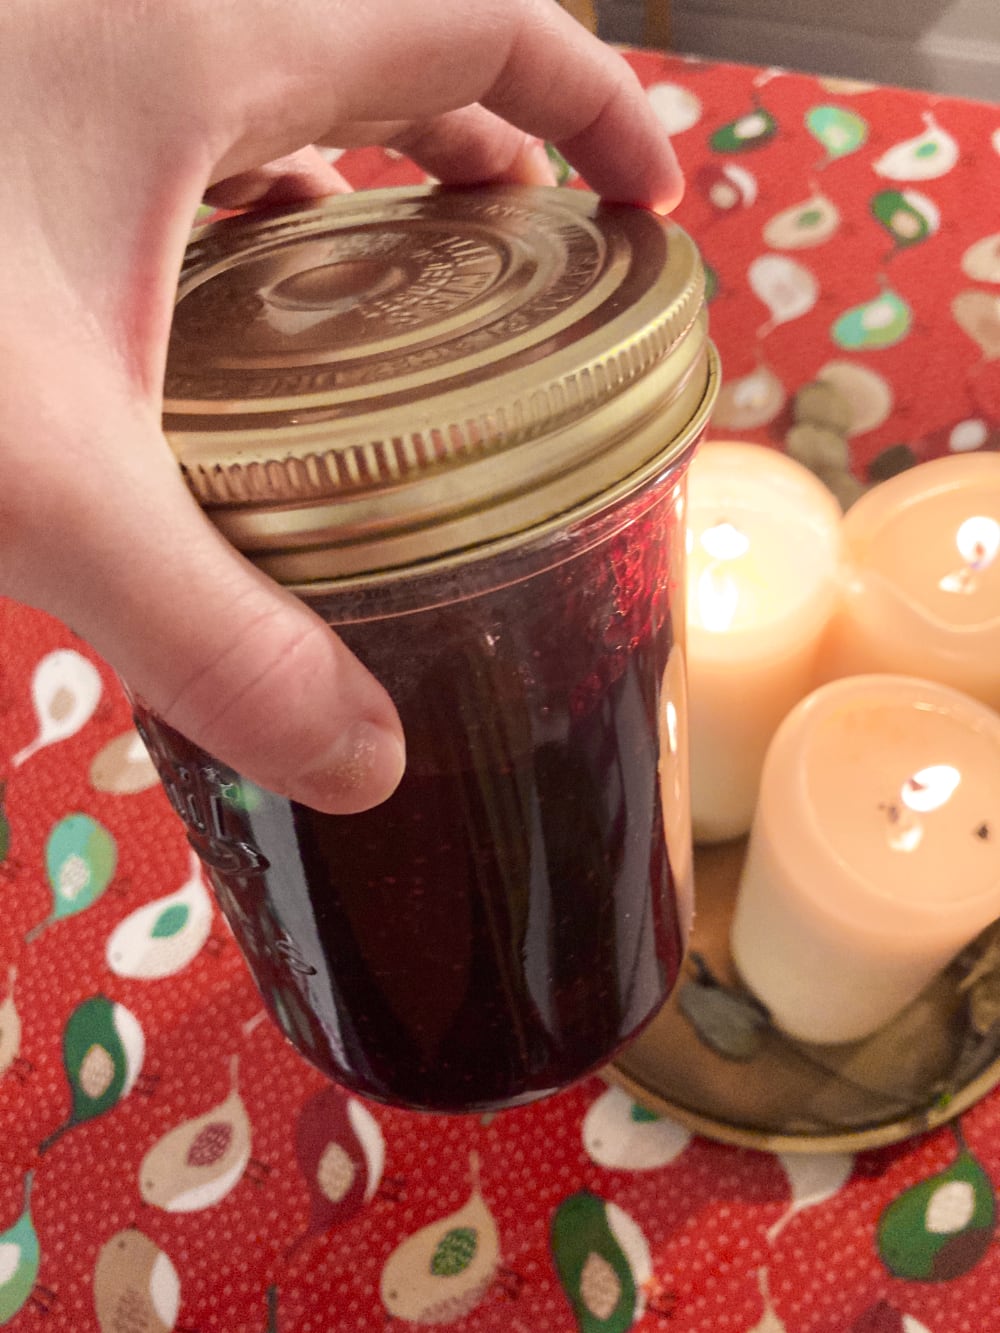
317;1143;356;1204
926;1180;976;1235
79;1045;115;1099
49;687;75;723
59;854;91;900
580;1252;621;1322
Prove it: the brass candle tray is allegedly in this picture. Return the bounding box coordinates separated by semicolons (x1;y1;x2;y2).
611;839;1000;1153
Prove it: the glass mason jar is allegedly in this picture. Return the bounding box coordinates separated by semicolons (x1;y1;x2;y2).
137;185;719;1112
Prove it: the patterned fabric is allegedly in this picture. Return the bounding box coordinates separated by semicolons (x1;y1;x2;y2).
1;51;998;1333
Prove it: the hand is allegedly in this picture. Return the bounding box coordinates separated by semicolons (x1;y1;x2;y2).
0;0;682;813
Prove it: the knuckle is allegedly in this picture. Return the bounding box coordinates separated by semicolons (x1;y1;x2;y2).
160;608;342;762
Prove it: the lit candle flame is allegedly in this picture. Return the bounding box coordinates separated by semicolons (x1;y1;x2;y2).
700;521;751;561
939;515;1000;594
693;521;751;632
957;516;1000;567
696;567;741;633
885;764;962;852
901;764;961;813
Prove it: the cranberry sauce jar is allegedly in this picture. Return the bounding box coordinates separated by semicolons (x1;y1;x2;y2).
140;185;719;1112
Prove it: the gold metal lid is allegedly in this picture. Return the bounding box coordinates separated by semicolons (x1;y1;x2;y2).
164;184;716;586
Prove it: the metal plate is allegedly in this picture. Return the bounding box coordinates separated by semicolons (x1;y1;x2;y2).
611;839;1000;1153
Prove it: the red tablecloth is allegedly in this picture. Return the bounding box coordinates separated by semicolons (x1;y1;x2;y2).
2;51;999;1333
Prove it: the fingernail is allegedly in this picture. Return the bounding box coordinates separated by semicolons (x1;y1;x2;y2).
297;720;406;814
519;141;559;187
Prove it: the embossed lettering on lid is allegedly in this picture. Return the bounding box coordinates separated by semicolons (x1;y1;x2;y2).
164;184;717;585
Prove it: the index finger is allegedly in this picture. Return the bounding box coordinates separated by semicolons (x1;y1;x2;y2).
212;0;682;211
481;6;683;209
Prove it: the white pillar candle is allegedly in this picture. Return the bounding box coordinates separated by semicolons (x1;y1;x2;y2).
731;675;1000;1045
686;442;842;843
821;454;1000;709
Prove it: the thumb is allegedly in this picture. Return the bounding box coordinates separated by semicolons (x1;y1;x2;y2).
8;382;405;816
